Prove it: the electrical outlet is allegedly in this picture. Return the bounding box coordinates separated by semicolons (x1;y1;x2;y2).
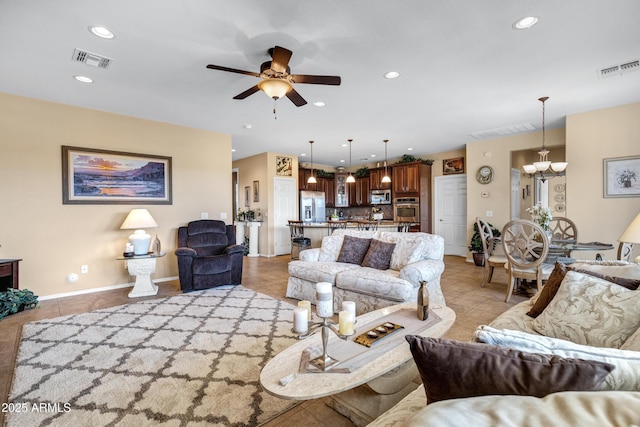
81;265;88;274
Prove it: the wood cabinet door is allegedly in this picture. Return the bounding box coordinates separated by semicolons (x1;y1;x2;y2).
369;168;391;190
322;177;335;207
405;164;420;193
335;173;349;207
392;164;419;196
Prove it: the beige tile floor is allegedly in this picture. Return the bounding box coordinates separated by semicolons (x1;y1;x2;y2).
0;255;527;426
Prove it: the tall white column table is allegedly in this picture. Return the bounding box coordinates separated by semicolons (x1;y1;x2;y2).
234;221;246;247
117;252;165;298
247;221;261;257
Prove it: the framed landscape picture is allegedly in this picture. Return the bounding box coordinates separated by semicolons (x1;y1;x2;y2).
443;157;465;175
604;155;640;198
62;146;172;204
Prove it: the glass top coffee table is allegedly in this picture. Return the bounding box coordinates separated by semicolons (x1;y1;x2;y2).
260;302;455;401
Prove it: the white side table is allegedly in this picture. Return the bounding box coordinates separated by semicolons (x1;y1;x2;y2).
247;221;261;257
118;252;165;298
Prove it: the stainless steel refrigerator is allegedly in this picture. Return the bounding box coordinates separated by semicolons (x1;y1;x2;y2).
300;191;326;223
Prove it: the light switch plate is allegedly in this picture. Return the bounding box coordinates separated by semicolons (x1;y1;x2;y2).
200;212;209;219
486;211;493;217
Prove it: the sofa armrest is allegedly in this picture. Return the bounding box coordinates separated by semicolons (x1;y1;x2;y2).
400;259;445;285
300;248;320;261
175;247;198;257
225;244;245;256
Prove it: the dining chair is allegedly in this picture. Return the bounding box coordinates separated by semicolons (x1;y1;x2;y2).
476;217;507;288
329;220;348;234
501;219;553;303
288;220;311;260
548;216;578;259
617;242;634;262
397;222;412;232
357;220;379;231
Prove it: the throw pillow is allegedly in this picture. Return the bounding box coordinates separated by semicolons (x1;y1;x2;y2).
475;325;640;391
381;234;426;270
527;262;568;318
336;235;371;265
532;271;640;349
361;239;396;270
405;335;614;404
569;267;640;290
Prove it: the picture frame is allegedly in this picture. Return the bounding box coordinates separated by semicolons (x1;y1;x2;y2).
442;157;465;175
253;180;260;202
244;186;250;207
603;155;640;198
62;146;172;205
276;156;293;176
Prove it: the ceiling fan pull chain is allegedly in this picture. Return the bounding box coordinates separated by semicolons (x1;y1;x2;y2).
273;98;277;120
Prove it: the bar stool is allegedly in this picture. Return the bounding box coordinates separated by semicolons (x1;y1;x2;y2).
357;220;379;231
288;220;311;260
329;220;348;234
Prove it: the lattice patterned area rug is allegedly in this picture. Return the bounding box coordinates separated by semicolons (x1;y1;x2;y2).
7;285;299;426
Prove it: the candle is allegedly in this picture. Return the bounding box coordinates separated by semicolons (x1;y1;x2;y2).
316;282;333;318
293;308;308;333
338;310;355;335
298;300;312;321
342;301;356;318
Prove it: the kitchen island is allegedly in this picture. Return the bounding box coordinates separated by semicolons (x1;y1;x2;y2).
296;221;413;247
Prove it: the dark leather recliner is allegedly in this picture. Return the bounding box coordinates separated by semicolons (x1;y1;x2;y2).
175;220;244;291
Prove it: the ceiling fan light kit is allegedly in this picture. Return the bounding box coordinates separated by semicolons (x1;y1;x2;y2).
206;45;341;113
523;96;567;182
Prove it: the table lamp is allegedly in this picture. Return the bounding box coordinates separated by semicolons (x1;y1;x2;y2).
120;209;158;255
618;212;640;263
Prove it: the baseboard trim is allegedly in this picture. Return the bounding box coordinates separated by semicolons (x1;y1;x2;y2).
39;276;179;301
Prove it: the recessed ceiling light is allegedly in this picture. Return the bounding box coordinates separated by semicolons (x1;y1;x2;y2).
384;71;400;79
243;124;252;129
512;16;539;30
313;101;326;107
73;75;93;83
407;147;414;151
231;148;236;152
339;159;345;163
370;154;377;158
300;153;307;157
341;143;348;147
89;26;115;39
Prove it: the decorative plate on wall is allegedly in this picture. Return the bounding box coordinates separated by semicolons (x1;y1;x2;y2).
555;194;565;202
554;183;565;193
555;204;565;212
476;166;494;184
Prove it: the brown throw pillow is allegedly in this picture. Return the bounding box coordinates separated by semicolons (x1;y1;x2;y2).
337;235;371;265
405;335;614;404
569;268;640;291
527;262;568;318
361;239;396;270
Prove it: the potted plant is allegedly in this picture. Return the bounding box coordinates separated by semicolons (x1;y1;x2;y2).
468;222;501;266
0;288;39;320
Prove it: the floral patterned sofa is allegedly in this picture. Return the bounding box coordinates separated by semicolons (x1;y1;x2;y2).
286;229;445;315
367;260;640;427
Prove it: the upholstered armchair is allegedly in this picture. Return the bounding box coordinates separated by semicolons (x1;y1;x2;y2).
175;220;244;291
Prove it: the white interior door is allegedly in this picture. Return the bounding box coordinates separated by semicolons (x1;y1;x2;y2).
434;175;467;256
274;177;296;256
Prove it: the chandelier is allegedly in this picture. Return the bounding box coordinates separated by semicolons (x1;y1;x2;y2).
522;96;567;182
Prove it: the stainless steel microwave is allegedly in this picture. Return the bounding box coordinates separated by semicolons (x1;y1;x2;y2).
370;189;391;205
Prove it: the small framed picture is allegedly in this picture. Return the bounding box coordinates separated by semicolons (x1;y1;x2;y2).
253;180;260;202
443;157;465;175
276;156;293;176
603;155;640;198
244;186;250;207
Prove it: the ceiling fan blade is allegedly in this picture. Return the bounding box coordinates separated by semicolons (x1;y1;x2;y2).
290;74;341;85
286;88;308;107
206;64;260;77
233;85;261;100
270;46;293;73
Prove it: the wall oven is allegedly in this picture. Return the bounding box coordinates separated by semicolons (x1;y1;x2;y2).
394;197;419;223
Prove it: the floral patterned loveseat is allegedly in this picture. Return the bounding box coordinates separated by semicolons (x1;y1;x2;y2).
286;229;445;315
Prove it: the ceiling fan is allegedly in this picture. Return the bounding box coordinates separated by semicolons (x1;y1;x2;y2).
206;45;341;107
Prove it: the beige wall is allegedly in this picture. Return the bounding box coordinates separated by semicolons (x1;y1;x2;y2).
466;128;566;260
567;102;640;261
233;152;299;257
0;92;232;297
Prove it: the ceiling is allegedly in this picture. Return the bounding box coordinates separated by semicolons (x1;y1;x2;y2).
1;1;639;168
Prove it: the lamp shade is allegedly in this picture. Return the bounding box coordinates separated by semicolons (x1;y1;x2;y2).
619;212;640;244
120;209;158;230
121;209;158;255
258;78;292;99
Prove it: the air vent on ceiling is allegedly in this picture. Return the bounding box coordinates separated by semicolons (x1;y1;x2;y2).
72;48;113;69
598;60;639;79
469;122;535;140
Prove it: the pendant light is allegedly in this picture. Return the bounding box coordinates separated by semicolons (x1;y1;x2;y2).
346;139;356;183
307;140;317;184
522;96;567;182
381;139;391;183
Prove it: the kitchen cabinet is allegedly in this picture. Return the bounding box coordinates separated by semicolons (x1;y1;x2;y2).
392;163;421;197
298;168;317;191
348;176;371;206
335;173;349;207
369;167;391;191
319;177;335;208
